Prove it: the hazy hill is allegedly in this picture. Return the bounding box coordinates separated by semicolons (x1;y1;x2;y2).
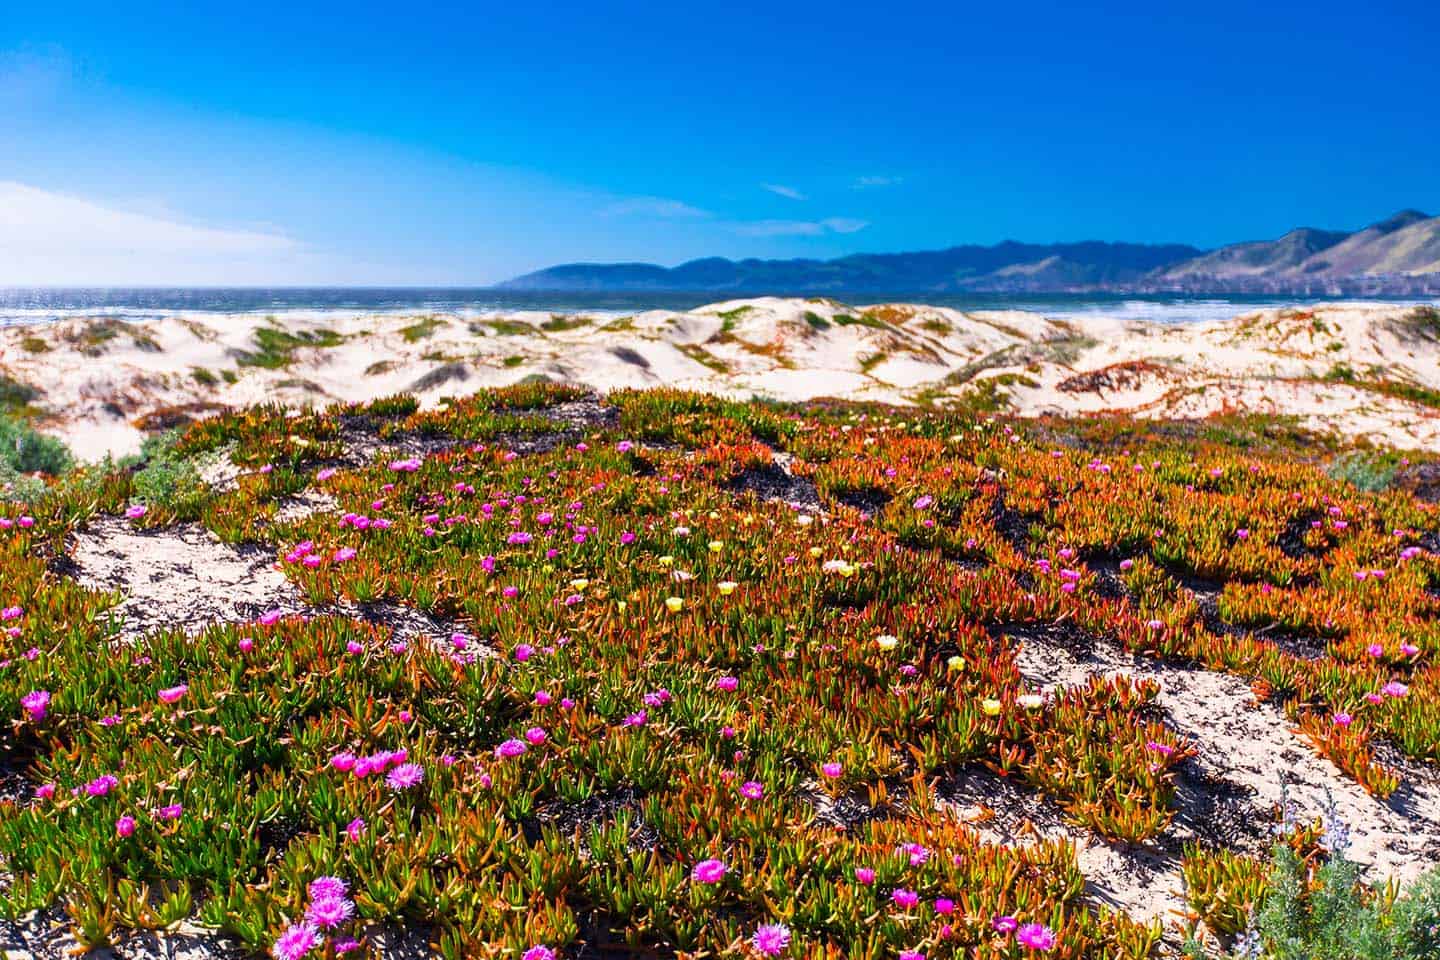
501;212;1440;294
501;241;1203;293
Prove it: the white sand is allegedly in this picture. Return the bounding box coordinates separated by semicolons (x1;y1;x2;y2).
3;298;1438;460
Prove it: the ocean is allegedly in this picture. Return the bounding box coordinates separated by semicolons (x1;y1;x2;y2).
0;287;1434;328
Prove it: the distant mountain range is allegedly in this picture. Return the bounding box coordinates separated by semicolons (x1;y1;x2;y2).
500;210;1440;295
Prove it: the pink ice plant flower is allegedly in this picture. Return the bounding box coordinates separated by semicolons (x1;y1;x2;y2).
1017;923;1057;951
692;858;727;883
386;762;424;791
305;895;355;929
158;684;188;704
751;923;791;956
271;922;320;960
308;876;348;900
19;689;49;721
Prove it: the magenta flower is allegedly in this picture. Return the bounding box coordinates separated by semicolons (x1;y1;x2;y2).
715;675;739;692
496;739;528;758
898;842;930;866
86;774;119;796
34;783;55;800
344;818;366;842
522;947;556;960
935;898;954;914
524;726;547;745
692;858;727;883
115;815;136;837
622;710;647;727
854;866;875;884
1017;923;1057;951
821;761;843;778
750;922;791;956
19;689;49;721
899;952;926;960
892;888;919;909
1382;681;1409;698
158;684;188;704
154;804;183;820
305;895;355;929
386;762;424;791
1333;712;1353;727
993;915;1019;934
271;922;320;960
125;505;147;520
740;780;764;800
308;876;349;900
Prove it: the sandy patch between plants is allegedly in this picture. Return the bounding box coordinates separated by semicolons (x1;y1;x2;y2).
66;516;469;651
69;516;300;636
983;626;1440;928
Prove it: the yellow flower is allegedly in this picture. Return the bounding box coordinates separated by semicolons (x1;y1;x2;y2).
1017;693;1044;710
708;540;723;553
616;600;627;612
707;510;720;520
717;581;738;596
981;698;1002;716
876;634;898;651
569;579;589;591
659;555;675;567
808;546;823;558
664;597;684;613
946;655;963;671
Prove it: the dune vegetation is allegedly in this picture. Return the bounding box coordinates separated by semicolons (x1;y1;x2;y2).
0;384;1438;958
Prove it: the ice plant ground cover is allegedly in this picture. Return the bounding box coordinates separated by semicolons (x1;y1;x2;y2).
0;384;1437;958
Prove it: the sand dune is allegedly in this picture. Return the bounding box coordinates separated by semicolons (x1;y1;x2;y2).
2;298;1438;460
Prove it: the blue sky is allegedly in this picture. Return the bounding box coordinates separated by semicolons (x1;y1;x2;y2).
2;0;1437;285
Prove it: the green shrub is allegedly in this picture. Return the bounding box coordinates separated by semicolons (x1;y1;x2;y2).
1327;452;1399;492
0;414;73;475
1196;813;1440;959
131;429;208;516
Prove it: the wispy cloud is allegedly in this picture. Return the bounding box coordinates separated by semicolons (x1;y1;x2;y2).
761;183;806;201
601;196;711;218
0;181;307;285
732;217;870;237
852;175;903;189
